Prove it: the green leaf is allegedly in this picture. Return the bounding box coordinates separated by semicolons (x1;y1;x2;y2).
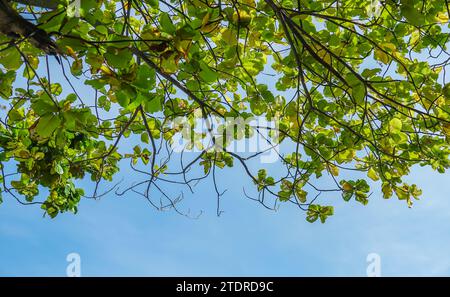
367;168;379;181
39;9;66;32
141;132;150;144
116;84;137;107
160;53;179;74
54;162;64;175
443;83;450;100
62;111;77;130
342;191;353;202
142;94;163;113
382;183;393;199
0;70;16;98
31;95;59;116
400;3;426;26
221;28;237;45
389;118;403;134
133;64;156;90
159;12;176;34
199;65;219;83
352;83;366;105
361;68;381;79
145;0;159;7
395;185;410;200
257;84;275;103
71;59;83;76
35;114;61;138
104;47;133;69
0;47;22;70
257;169;267;181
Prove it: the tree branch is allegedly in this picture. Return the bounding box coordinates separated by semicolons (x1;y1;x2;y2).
0;0;60;55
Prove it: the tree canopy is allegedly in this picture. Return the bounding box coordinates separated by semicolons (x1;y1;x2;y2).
0;0;450;222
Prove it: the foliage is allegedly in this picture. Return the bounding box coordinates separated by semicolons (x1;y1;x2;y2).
0;0;450;222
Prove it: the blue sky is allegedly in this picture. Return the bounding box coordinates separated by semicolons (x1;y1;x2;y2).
2;7;450;277
1;159;450;276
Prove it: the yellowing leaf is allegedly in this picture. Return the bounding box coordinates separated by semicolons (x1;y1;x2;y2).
65;46;77;59
174;39;192;59
442;123;450;137
232;10;252;26
34;152;45;160
409;30;420;45
328;164;339;176
389;118;402;133
436;12;449;23
367;168;379;181
221;28;237;46
342;182;353;192
160;53;179;74
374;48;389;64
382;43;397;52
312;43;332;65
382;183;393;199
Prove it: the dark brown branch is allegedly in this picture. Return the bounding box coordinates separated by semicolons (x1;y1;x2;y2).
0;0;60;55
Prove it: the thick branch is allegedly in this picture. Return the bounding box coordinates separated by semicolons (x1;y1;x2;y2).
0;0;60;55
